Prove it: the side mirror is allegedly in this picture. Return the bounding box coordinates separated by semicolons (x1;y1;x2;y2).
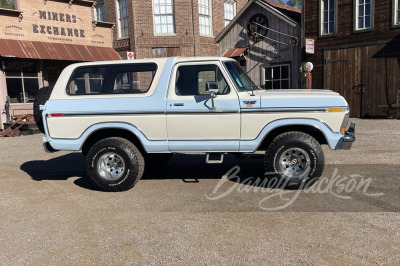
205;81;218;110
206;81;219;94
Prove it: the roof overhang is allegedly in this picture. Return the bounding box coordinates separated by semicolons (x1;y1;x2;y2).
222;47;247;57
0;39;121;61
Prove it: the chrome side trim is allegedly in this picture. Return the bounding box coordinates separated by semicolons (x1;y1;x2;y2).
53;111;166;116
241;107;346;113
166;110;239;114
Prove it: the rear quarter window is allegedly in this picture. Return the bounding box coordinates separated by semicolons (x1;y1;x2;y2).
67;63;157;95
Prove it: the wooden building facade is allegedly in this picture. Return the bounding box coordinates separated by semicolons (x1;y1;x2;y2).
303;0;400;117
216;0;302;90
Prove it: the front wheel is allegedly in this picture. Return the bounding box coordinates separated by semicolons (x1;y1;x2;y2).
264;132;325;189
85;137;145;192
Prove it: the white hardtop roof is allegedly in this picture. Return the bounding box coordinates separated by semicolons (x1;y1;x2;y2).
66;56;236;68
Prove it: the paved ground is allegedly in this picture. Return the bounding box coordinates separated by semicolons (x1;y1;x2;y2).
0;119;399;265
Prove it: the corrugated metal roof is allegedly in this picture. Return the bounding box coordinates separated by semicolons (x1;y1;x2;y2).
19;41;40;59
0;39;26;58
262;0;301;13
31;41;53;60
74;44;93;61
64;44;84;61
222;48;247;58
0;39;121;61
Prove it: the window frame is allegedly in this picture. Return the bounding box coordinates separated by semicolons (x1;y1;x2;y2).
198;0;213;37
94;0;106;22
116;0;129;39
66;63;158;96
5;65;40;104
0;0;16;10
319;0;338;38
152;0;175;36
262;64;291;90
174;64;231;96
224;0;236;27
392;0;400;28
353;0;374;33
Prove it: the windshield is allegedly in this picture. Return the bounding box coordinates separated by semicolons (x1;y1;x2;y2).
224;61;260;92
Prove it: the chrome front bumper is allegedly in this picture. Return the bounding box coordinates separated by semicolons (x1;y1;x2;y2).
342;122;355;150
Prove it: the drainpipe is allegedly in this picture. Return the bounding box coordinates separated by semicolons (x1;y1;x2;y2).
191;0;196;56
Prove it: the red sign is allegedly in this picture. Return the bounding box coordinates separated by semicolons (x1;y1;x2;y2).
127;52;134;60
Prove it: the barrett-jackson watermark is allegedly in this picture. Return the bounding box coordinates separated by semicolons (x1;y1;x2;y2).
206;166;384;211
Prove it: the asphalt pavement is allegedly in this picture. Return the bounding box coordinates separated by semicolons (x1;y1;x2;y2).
0;119;399;265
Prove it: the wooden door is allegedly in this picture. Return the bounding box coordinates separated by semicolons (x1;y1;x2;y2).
326;45;400;117
326;48;362;117
361;44;387;117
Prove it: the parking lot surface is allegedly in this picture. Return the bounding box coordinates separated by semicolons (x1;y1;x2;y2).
1;119;399;264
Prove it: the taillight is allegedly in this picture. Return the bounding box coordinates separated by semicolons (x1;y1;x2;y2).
49;113;64;117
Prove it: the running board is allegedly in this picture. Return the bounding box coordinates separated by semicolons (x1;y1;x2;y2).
206;153;224;164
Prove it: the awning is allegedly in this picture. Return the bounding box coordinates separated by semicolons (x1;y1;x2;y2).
222;48;247;58
0;39;121;61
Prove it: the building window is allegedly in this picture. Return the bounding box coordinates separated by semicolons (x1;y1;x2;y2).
198;0;212;36
355;0;373;30
320;0;336;35
153;0;175;34
224;1;236;27
117;0;129;38
5;65;40;103
0;0;15;10
264;64;290;90
94;0;105;22
394;0;400;26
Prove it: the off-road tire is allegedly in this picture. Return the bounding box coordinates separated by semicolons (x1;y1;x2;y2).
33;86;54;133
86;137;145;192
264;132;325;189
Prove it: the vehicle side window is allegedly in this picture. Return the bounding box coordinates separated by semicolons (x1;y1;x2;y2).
67;64;157;95
175;64;230;96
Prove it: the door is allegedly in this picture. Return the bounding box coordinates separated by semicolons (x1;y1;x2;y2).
326;45;398;117
326;48;362;117
166;62;240;152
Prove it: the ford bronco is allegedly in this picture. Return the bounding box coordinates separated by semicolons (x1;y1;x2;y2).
34;57;355;191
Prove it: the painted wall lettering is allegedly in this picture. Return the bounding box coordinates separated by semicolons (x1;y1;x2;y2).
32;24;85;38
38;10;77;24
1;0;112;47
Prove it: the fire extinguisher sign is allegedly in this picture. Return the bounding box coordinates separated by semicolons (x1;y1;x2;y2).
127;52;135;60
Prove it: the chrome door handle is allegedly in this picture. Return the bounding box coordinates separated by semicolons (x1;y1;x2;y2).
174;103;184;106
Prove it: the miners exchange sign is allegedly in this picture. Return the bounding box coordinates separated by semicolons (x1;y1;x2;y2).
1;0;113;47
33;10;86;40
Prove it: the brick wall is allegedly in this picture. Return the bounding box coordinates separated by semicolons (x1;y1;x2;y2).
103;0;247;59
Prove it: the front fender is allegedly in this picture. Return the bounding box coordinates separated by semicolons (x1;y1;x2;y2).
239;118;342;152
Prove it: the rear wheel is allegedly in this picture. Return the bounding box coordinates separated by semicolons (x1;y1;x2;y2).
264;132;324;189
86;137;145;192
33;86;53;133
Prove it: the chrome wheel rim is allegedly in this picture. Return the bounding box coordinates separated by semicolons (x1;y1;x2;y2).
278;148;311;178
97;153;125;181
